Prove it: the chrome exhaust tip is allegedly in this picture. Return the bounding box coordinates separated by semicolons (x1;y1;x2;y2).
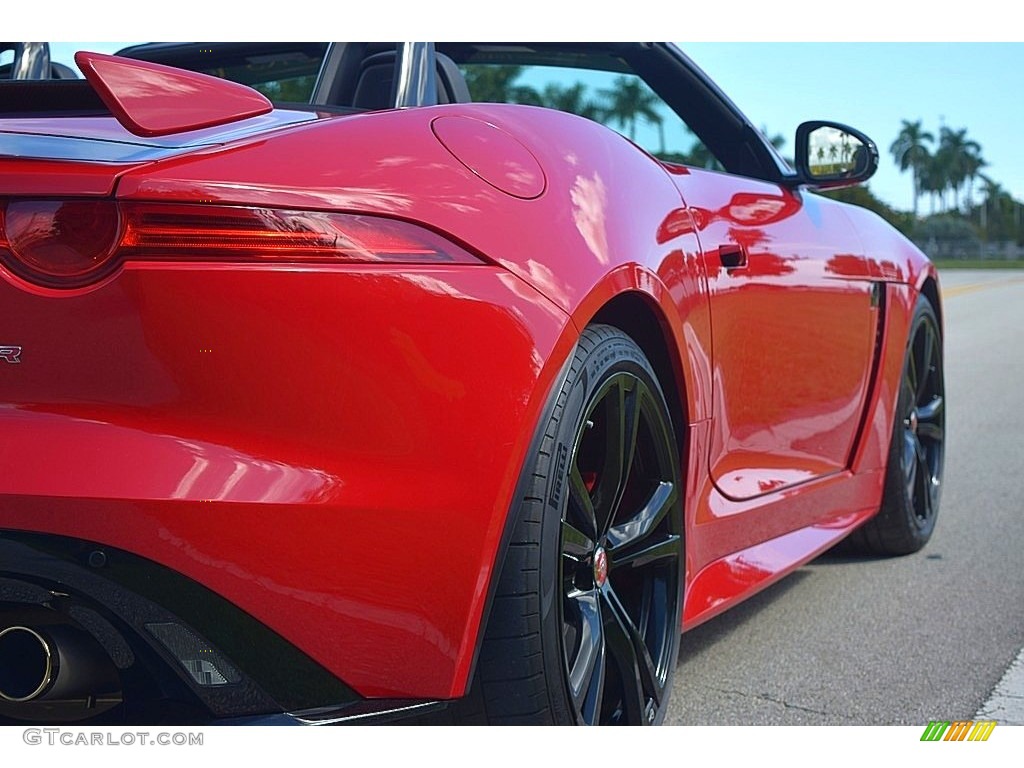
0;626;54;702
0;620;121;712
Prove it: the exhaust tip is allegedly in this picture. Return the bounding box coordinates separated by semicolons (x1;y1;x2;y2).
0;626;53;702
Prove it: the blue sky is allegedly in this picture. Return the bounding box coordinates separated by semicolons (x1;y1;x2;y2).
44;41;1024;213
681;43;1024;212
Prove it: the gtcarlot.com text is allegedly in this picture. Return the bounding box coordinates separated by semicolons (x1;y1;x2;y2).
23;729;204;747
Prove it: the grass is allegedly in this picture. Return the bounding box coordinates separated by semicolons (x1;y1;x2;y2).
933;259;1024;270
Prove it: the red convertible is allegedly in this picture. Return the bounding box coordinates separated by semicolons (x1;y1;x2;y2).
0;42;944;725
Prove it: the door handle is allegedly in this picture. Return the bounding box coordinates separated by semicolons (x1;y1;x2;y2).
719;244;748;269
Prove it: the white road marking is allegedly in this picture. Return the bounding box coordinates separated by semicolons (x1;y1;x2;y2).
977;647;1024;725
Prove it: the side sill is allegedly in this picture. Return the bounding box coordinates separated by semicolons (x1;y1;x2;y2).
683;505;877;631
224;700;447;726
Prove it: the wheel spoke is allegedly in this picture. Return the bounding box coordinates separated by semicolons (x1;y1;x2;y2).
903;431;918;498
916;327;935;404
916;421;944;443
579;633;606;725
568;463;599;541
638;576;654;639
916;396;944;442
602;583;662;712
916;458;934;521
916;395;943;423
591;377;641;537
567;592;604;708
645;577;670;669
601;594;645;722
612;533;682;570
914;439;935;520
906;342;919;403
902;379;917;421
562;520;594;563
605;481;675;550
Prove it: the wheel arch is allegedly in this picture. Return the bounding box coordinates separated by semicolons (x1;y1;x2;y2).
588;291;689;453
918;273;943;336
458;280;699;704
453;322;686;723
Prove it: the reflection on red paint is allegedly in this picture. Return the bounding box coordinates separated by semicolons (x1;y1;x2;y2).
670;168;875;502
656;207;696;244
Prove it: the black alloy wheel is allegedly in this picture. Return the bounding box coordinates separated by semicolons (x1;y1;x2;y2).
559;370;682;725
453;325;684;725
900;303;945;529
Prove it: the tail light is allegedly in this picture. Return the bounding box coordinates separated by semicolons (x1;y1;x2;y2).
0;201;483;289
1;200;122;285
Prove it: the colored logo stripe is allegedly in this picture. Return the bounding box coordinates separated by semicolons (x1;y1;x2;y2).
968;721;997;741
920;720;996;742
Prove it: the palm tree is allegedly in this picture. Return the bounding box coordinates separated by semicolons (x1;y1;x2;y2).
962;142;986;211
600;76;663;150
979;176;1000;239
760;125;786;152
685;141;719;170
919;158;945;215
539;82;603;121
978;175;1018;242
889;120;933;218
462;64;541;105
937;126;983;212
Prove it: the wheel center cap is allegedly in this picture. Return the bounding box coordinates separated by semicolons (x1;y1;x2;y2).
593;547;608;588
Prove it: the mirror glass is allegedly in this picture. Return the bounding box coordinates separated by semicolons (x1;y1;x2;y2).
806;125;869;179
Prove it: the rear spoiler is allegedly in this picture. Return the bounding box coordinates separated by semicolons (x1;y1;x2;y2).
74;52;273;137
0;51;272;137
0;52;272;138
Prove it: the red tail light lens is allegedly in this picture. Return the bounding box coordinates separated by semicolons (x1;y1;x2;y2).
118;204;482;264
0;201;483;289
1;200;121;284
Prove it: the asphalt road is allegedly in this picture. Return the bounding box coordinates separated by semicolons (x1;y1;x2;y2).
664;269;1024;725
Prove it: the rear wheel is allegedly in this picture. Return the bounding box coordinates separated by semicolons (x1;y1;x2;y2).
848;294;944;555
459;325;684;725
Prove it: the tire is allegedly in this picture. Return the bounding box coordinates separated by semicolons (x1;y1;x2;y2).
847;293;945;555
453;325;684;725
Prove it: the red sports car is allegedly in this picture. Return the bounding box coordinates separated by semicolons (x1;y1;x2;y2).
0;42;944;726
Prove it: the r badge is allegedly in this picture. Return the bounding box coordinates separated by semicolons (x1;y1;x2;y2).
0;345;22;364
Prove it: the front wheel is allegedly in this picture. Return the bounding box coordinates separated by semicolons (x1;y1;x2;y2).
461;325;684;725
849;293;945;555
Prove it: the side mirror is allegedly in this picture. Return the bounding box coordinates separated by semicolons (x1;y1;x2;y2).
794;121;878;189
